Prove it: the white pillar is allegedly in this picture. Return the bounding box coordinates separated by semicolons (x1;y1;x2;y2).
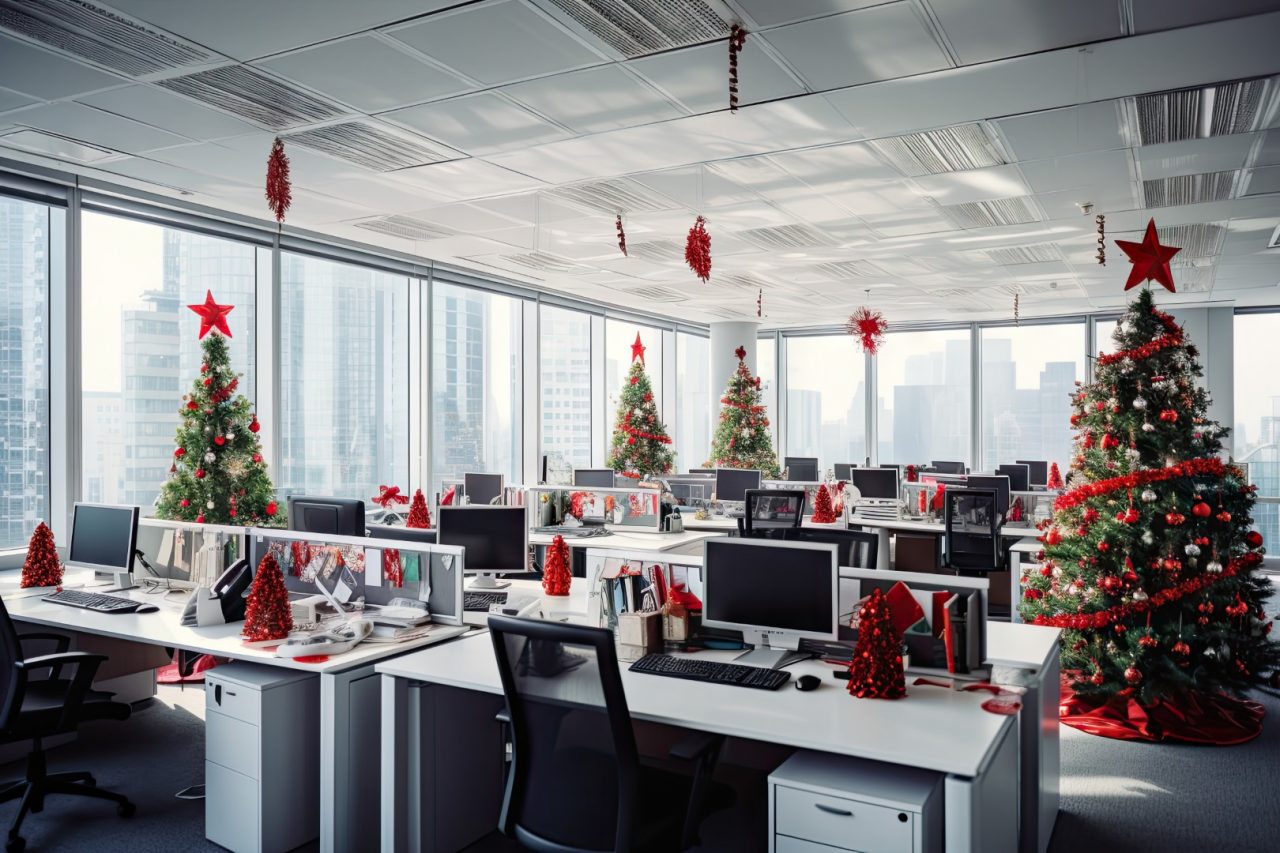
708;321;760;444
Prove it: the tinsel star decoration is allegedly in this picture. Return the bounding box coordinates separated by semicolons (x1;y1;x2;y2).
615;214;627;256
685;215;711;282
728;24;747;113
846;306;887;356
630;332;646;365
1115;218;1180;292
734;345;746;360
265;136;292;225
188;290;234;339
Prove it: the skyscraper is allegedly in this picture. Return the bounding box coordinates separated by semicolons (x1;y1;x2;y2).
540;308;592;477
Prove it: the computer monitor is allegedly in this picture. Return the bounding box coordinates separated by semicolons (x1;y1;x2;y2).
963;475;1010;519
436;506;531;591
1015;459;1049;488
287;496;366;536
68;503;140;583
701;538;838;669
833;463;855;481
783;457;819;482
931;460;966;475
995;463;1030;493
365;524;438;545
687;468;716;476
849;467;899;500
464;472;505;506
714;468;761;503
574;468;616;489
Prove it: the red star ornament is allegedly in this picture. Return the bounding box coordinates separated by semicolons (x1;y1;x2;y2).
630;333;646;365
188;290;235;339
1115;219;1180;292
734;345;747;360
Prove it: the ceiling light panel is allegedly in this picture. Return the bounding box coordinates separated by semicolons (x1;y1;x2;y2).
1141;170;1238;207
868;123;1007;177
541;0;730;58
1132;78;1268;145
935;196;1041;229
284;121;457;171
157;65;346;130
498;251;593;274
1156;222;1227;259
351;214;454;241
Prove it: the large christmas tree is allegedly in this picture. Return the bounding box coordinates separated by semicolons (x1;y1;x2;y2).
155;291;284;527
607;333;675;479
707;346;780;478
1019;227;1276;741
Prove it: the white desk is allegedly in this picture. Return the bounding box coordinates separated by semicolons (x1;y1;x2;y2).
2;571;468;853
529;528;721;553
680;515;740;532
848;515;1038;573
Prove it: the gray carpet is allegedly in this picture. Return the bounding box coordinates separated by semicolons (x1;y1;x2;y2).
1;680;1277;852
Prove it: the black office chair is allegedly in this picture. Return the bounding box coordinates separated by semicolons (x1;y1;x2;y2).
943;488;1002;575
489;616;729;852
0;598;135;853
783;528;878;569
743;489;805;534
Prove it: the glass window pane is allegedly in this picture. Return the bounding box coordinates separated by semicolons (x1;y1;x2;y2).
1235;313;1280;546
605;318;663;421
757;337;776;447
980;323;1085;471
81;212;256;510
432;283;523;495
1095;319;1118;355
1;197;55;548
785;336;866;473
876;329;971;466
676;333;710;469
279;252;408;501
540;305;592;476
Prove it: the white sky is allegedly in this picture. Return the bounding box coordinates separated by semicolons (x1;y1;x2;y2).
81;212;163;393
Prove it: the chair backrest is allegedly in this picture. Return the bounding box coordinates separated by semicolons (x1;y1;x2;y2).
943;488;1002;572
781;528;878;569
744;489;805;531
0;598;21;728
489;616;639;853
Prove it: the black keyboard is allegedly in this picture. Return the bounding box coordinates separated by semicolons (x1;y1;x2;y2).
43;589;140;614
463;591;507;612
630;654;791;690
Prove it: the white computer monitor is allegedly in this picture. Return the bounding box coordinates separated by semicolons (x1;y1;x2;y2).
436;506;532;590
701;538;838;669
68;503;140;585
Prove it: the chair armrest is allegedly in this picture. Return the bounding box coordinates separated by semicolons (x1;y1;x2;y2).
495;709;511;725
5;652;108;734
18;633;71;680
669;730;723;762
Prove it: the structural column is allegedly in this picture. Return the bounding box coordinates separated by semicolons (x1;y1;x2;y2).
708;321;760;443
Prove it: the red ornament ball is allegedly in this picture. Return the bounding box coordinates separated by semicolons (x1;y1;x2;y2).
1124;666;1143;685
1191;501;1211;518
1096;541;1110;552
196;514;205;523
200;363;208;373
195;469;206;479
203;376;213;386
179;499;189;508
265;501;278;517
249;417;261;433
1158;409;1178;423
174;447;185;458
214;435;226;446
1165;512;1185;526
627;437;636;445
1245;530;1264;549
629;376;638;386
229;508;236;518
253;453;262;464
187;401;199;411
1216;511;1232;523
1090;670;1105;686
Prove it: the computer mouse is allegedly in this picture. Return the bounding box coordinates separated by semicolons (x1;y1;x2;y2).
134;604;160;613
795;674;821;692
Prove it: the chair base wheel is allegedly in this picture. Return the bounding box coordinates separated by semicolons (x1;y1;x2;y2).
117;801;135;818
6;836;25;853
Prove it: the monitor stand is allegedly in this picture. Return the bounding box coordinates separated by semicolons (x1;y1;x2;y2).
110;570;137;592
734;633;814;669
466;573;511;591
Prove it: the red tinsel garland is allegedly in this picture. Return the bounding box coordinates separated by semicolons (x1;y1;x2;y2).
685;215;711;282
719;397;766;412
846;306;887;355
728;24;747;113
265;137;291;224
1052;457;1228;512
1096;307;1182;366
616;214;627;256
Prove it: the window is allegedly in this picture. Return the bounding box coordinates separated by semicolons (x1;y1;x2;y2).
279;253;408;501
1234;312;1280;549
0;196;58;548
785;335;866;472
1095;319;1118;356
877;329;971;466
757;336;776;446
540;305;592;477
676;332;711;469
605;317;664;425
81;212;257;510
432;282;523;494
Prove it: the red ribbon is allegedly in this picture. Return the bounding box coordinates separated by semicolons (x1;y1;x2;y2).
371;484;409;509
1053;457;1228;512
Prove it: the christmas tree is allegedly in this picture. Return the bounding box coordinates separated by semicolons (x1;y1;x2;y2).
406;488;432;528
847;588;906;700
155;291;283;527
707;346;780;478
607;333;675;479
542;534;571;596
1019;277;1277;740
811;484;838;524
21;522;63;588
243;552;293;642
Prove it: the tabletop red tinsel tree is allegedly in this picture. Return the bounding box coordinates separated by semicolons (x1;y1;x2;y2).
542;534;572;597
406;488;432;529
242;552;293;642
811;484;838;524
608;334;675;479
21;522;63;588
707;345;780;478
1047;461;1064;490
847;588;906;700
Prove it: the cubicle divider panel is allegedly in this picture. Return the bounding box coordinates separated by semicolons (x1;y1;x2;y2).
135;517;249;588
528;485;665;532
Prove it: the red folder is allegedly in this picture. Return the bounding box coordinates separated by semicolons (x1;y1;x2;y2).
884;581;925;638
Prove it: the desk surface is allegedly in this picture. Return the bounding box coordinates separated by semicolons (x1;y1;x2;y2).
849;515;1038;539
1009;538;1042;555
680;516;739;532
530;529;721;552
985;621;1060;670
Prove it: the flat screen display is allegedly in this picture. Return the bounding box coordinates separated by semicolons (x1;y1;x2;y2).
715;468;761;503
702;539;835;638
436;507;529;574
850;468;899;500
68;504;138;570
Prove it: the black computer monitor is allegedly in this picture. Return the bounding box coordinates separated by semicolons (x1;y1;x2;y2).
67;503;140;573
783;457;819;482
287;496;366;537
365;524;438;545
964;475;1010;519
833;463;855;481
1015;459;1049;488
464;472;505;506
573;468;616;489
701;538;837;668
687;468;716;476
932;460;966;475
850;467;899;500
996;464;1030;493
436;506;531;590
715;468;761;503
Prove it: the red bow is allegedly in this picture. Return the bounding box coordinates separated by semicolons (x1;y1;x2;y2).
371;485;409;509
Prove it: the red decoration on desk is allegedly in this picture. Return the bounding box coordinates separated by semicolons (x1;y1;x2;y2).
21;522;63;588
405;488;432;529
905;464;918;483
1115;218;1180;293
930;483;946;513
265;136;292;224
685;215;711;282
372;485;409;510
847;588;906;700
242;553;293;642
1047;462;1064;490
811;484;838;524
542;535;572;597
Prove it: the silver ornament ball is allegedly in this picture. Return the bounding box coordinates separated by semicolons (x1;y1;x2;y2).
204;451;216;463
1141;489;1157;503
206;500;215;509
1206;560;1224;574
1133;396;1147;411
1185;544;1201;557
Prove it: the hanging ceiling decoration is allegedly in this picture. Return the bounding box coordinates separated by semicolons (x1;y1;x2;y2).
847;292;887;355
685;215;711;283
615;214;627;257
728;24;747;113
265;137;291;225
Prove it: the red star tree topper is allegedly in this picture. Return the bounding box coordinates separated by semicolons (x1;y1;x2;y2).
1115;218;1181;293
188;290;234;339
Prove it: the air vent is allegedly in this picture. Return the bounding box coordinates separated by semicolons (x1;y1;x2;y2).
736;224;832;250
626;285;687;303
158;66;345;130
544;0;729;58
0;0;215;77
1157;223;1226;260
1133;78;1267;145
937;196;1040;229
498;252;588;275
810;260;885;279
551;178;679;215
869;123;1006;177
983;243;1063;265
285;122;453;171
626;239;682;264
715;272;776;290
1142;171;1237;208
352;215;453;241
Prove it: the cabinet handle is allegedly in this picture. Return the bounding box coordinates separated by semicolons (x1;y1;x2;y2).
815;803;854;817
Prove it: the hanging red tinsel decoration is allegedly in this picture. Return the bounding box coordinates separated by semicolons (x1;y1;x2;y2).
846;306;887;355
615;214;627;256
1095;213;1106;265
756;287;762;318
728;24;747;113
685;215;711;282
265;137;292;225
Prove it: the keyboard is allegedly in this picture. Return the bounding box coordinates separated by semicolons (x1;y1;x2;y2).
43;589;141;614
629;653;791;690
532;526;612;539
463;591;507;612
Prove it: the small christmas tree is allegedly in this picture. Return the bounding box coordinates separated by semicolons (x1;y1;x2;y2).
542;535;572;596
21;522;63;588
405;489;431;529
707;346;780;478
608;334;675;479
811;484;838;524
156;291;283;527
1047;462;1064;490
243;553;293;642
847;588;906;700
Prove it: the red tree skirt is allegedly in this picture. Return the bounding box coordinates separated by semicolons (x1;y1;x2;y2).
1060;676;1265;744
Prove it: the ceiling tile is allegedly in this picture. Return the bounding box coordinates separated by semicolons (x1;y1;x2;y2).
1130;0;1280;34
769;142;901;184
1035;184;1140;219
630;166;758;210
1243;165;1280;196
258;36;471;113
76;85;258;140
927;0;1121;65
1256;129;1280;167
912;164;1031;205
503;65;683;133
0;87;37;114
1137;134;1259;180
385;92;571;155
10;102;190;153
761;4;950;91
392;158;547;200
386;0;602;86
93;156;256;197
995;101;1128;161
734;0;887;28
629;38;803;114
1020;149;1135;193
859;209;957;237
0;34;124;100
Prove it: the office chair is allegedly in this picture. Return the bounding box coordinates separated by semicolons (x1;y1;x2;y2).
782;528;878;569
489;616;729;852
743;489;806;533
943;488;1003;575
0;598;135;853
